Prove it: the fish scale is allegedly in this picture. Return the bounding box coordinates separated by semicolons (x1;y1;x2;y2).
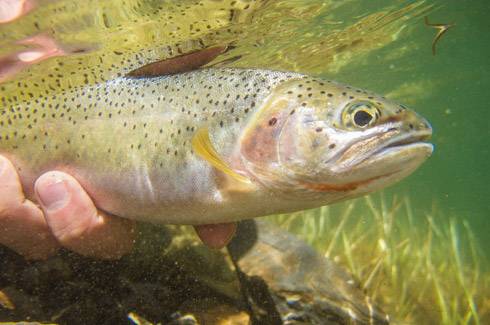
0;67;433;224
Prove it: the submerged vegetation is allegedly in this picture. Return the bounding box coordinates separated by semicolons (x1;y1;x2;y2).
268;193;489;324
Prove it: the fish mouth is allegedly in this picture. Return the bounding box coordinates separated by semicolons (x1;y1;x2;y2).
370;129;433;159
334;128;433;171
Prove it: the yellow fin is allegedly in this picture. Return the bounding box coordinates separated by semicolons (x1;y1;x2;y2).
192;127;252;184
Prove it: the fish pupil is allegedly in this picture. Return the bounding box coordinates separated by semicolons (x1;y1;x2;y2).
354;110;373;127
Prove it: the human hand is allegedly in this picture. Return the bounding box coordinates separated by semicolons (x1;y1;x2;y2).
0;155;135;260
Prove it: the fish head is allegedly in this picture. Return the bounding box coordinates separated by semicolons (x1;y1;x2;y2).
239;77;433;201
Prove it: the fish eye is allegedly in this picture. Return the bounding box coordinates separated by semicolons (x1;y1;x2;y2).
342;101;380;129
354;110;373;127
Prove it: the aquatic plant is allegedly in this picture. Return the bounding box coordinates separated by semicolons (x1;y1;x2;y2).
268;193;489;324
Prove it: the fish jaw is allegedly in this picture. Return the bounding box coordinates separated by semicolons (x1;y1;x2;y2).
297;141;434;196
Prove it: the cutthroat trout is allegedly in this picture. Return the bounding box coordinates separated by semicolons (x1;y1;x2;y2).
0;67;433;224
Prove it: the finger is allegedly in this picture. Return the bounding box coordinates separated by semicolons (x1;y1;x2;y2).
0;155;60;259
35;171;135;259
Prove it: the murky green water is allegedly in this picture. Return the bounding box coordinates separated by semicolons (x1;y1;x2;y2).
1;0;489;323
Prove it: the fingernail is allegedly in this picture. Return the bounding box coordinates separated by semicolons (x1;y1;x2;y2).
0;158;4;174
36;177;69;210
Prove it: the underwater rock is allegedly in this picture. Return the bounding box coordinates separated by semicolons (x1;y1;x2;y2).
228;220;390;324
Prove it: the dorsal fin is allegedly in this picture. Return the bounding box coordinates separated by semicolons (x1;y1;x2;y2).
125;46;227;79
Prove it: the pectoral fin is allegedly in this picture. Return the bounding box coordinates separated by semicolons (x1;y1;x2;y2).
192;127;254;195
192;127;251;183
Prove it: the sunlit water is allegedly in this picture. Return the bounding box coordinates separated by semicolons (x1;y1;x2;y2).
1;0;488;323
